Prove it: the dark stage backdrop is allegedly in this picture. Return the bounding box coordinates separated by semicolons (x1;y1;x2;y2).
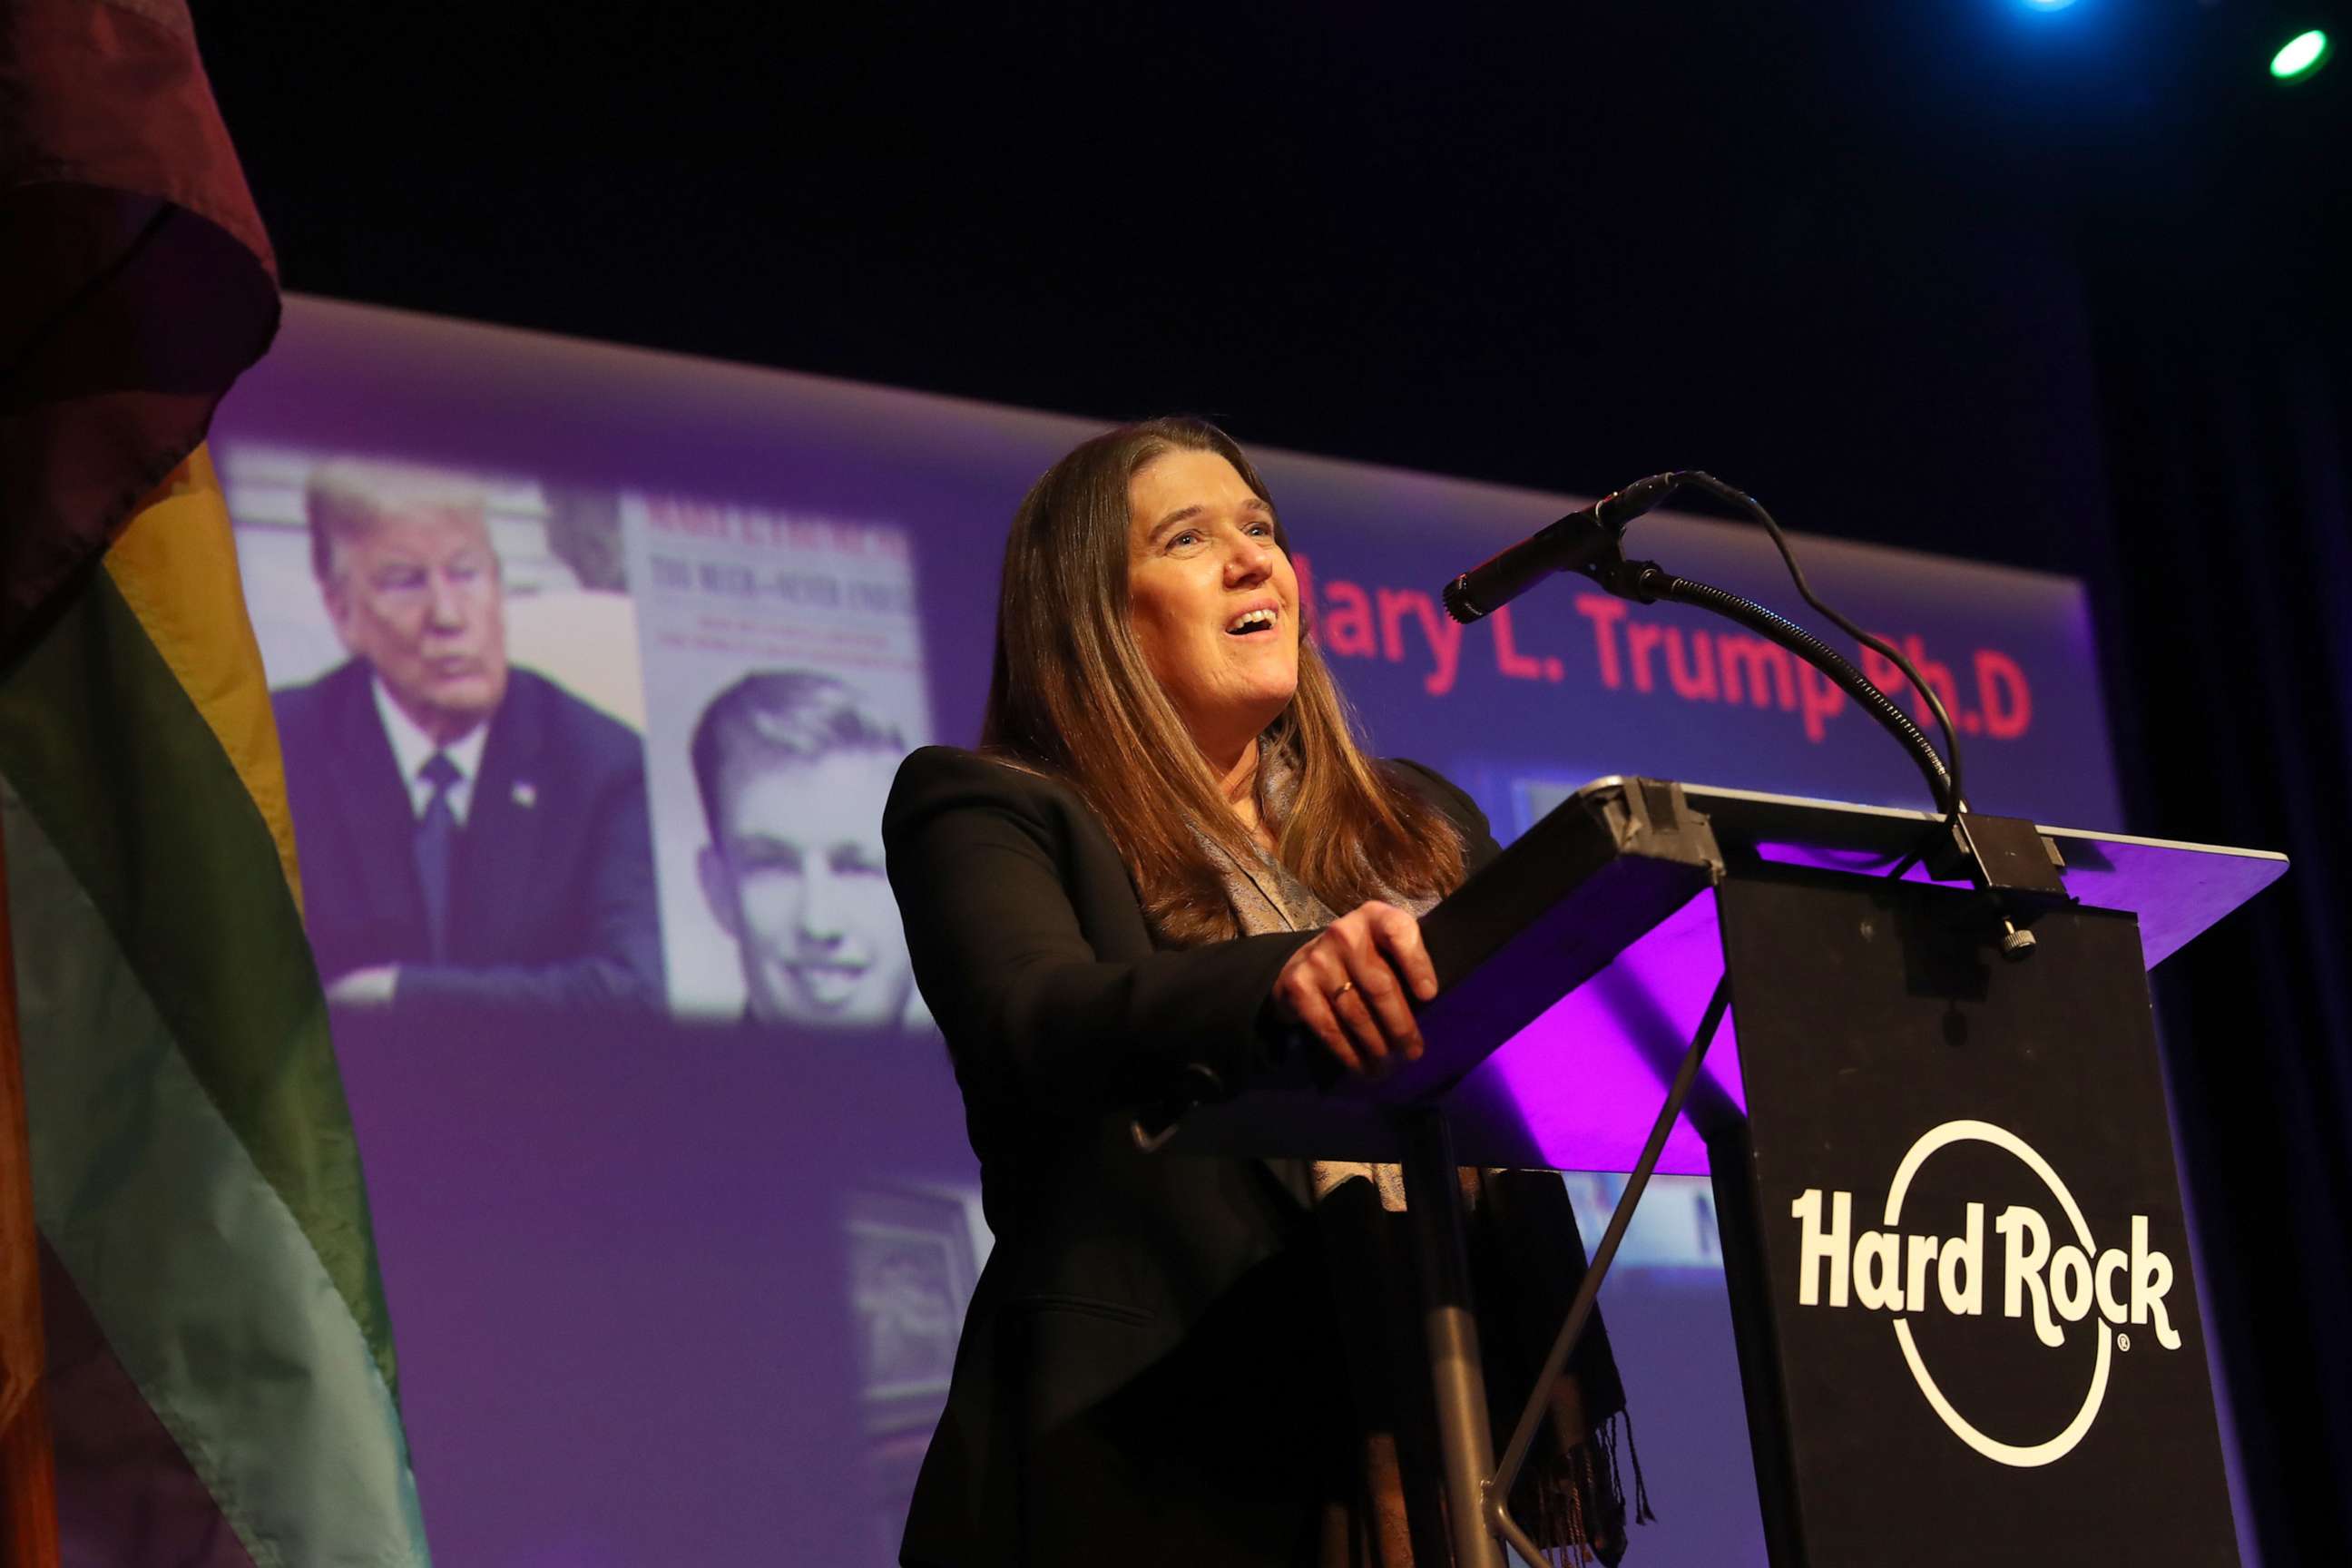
214;294;2176;1565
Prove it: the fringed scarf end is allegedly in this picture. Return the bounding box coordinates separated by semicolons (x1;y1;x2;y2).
1515;1406;1651;1567
1616;1406;1656;1526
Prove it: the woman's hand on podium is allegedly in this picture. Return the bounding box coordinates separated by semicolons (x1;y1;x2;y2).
1271;900;1437;1077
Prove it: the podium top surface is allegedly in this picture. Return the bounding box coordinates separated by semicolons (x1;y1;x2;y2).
1671;779;2288;966
1160;777;2288;1174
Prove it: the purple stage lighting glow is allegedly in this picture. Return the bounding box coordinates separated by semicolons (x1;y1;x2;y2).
1448;889;1746;1178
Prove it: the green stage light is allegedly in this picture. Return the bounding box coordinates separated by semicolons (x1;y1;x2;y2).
2270;29;2331;81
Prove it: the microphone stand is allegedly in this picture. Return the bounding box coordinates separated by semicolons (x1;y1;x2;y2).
1566;473;2053;956
1471;476;2069;1558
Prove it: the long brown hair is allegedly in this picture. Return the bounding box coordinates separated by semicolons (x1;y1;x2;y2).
981;416;1466;946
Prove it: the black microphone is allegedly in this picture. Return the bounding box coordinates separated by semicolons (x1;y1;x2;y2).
1441;472;1682;624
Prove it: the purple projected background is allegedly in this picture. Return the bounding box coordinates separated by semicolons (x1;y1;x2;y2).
212;296;2127;1566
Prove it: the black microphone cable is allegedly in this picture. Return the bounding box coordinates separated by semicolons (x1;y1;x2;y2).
1667;470;1968;828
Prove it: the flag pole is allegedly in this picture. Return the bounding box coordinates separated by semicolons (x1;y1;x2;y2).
0;823;60;1566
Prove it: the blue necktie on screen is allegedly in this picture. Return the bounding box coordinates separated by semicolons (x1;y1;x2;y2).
415;750;461;961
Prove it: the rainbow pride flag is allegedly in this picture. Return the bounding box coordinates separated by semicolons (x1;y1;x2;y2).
0;453;432;1564
0;1;431;1561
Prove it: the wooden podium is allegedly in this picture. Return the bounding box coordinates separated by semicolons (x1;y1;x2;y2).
1158;777;2285;1567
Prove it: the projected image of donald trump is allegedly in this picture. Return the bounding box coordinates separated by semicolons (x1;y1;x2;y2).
272;458;661;1016
691;671;916;1031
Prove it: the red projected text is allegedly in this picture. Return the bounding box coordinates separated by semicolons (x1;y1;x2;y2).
1293;556;2036;744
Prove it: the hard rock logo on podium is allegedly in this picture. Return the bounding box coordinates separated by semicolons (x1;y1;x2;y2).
1788;1119;2182;1468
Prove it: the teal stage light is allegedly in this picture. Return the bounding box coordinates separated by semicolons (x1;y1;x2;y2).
2271;29;2332;81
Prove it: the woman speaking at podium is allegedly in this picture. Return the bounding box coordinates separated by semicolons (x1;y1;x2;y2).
885;418;1639;1567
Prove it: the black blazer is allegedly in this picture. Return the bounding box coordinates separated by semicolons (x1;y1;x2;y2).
884;745;1502;1568
272;658;663;1016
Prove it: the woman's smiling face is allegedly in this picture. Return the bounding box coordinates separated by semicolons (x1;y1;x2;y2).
1124;448;1300;761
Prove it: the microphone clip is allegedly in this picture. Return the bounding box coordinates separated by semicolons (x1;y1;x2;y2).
1576;552;1670;604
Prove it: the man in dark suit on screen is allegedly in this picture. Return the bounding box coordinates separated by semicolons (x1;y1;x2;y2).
271;459;662;1017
